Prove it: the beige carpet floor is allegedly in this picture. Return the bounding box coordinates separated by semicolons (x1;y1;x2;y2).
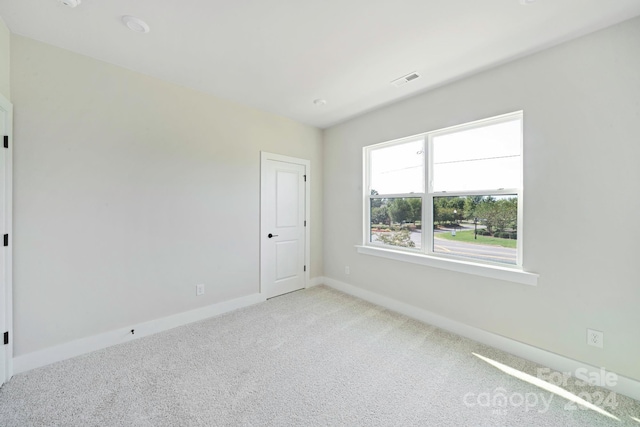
0;285;638;426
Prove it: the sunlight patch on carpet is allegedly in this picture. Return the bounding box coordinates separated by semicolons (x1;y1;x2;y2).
473;352;619;421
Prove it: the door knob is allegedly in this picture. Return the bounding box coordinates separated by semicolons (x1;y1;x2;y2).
268;233;278;238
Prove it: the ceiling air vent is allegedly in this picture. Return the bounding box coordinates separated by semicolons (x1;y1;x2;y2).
58;0;81;7
391;72;420;87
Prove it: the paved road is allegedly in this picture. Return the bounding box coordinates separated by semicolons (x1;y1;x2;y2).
433;235;516;264
373;230;516;264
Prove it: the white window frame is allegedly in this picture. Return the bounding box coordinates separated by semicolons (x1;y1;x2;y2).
361;111;538;286
363;134;426;254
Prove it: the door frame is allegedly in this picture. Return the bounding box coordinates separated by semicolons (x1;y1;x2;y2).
0;93;13;385
260;152;310;297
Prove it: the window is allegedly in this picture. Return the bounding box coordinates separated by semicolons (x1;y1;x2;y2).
365;112;523;267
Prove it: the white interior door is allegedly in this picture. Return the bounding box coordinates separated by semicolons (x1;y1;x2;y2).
0;95;11;386
261;153;308;299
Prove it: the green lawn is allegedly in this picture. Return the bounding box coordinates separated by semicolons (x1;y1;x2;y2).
435;229;517;248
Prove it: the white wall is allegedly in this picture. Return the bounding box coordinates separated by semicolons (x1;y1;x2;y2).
324;17;640;381
11;35;323;357
0;17;9;100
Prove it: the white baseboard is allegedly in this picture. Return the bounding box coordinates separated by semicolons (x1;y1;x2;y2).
13;293;266;375
12;278;640;402
321;276;640;402
306;276;324;288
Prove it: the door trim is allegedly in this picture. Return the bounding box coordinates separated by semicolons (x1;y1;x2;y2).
0;93;13;385
260;152;310;297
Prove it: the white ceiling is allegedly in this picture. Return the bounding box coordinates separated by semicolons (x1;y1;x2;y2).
1;1;639;128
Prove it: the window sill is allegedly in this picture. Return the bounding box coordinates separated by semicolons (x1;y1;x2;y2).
355;245;538;286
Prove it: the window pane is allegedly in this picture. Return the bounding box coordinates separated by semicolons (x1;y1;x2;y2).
370;139;424;194
432;195;517;265
370;197;422;249
432;119;521;192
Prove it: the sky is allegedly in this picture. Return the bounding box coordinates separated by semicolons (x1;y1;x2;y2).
370;118;521;195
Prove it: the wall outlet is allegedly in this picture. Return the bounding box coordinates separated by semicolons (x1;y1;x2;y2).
345;266;350;275
587;329;603;348
196;284;205;296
